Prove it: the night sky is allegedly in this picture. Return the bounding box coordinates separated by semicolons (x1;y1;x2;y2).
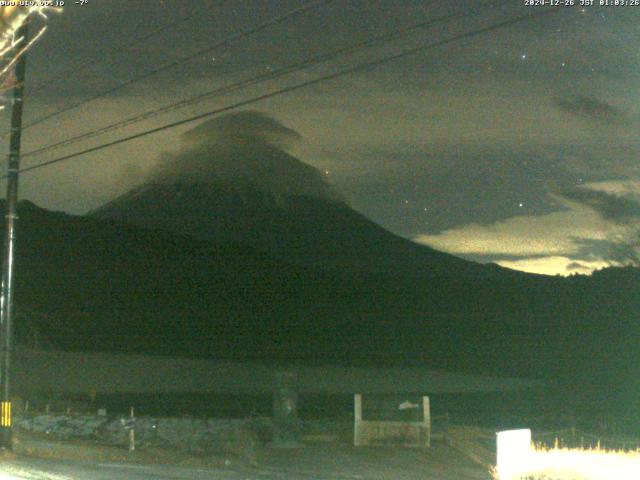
4;0;640;276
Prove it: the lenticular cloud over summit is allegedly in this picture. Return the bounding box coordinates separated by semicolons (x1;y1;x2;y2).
147;111;337;203
182;110;302;149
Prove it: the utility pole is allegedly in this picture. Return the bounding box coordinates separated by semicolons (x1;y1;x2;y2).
0;21;29;450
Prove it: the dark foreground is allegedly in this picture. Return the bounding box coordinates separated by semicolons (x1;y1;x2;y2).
0;443;491;480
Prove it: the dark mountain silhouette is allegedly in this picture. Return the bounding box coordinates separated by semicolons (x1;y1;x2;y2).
91;112;489;276
81;113;640;423
2;112;634;427
5;199;640;426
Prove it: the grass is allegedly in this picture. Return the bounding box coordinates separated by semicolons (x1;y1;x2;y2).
493;444;640;480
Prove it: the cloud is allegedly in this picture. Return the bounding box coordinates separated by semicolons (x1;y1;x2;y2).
147;111;339;202
580;180;640;196
570;238;639;265
497;257;611;276
561;186;640;223
413;183;640;275
566;261;593;272
559;182;640;266
413;195;609;258
181;110;301;150
554;95;628;125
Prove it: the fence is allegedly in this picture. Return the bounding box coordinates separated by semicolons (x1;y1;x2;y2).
353;394;430;447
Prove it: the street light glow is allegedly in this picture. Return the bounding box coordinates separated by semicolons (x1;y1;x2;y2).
495;429;640;480
0;6;56;89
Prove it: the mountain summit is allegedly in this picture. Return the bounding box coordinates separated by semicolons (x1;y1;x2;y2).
92;111;483;275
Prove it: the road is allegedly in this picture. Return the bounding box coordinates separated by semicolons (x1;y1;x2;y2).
0;460;366;479
0;445;492;479
0;460;244;480
0;441;493;479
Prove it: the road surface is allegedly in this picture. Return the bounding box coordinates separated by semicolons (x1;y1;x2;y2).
0;445;491;479
0;442;492;479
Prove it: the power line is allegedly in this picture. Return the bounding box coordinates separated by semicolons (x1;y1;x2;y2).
22;0;505;160
10;7;563;178
6;0;333;137
28;3;219;92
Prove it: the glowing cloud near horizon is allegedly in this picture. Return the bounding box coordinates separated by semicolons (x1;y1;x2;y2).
414;183;640;276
